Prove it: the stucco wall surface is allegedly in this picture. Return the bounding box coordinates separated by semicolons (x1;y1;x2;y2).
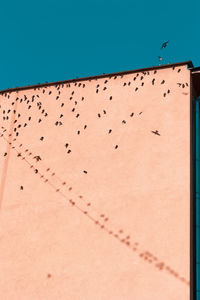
0;65;190;299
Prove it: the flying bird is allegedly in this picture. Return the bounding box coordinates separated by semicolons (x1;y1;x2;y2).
161;41;169;49
151;130;160;136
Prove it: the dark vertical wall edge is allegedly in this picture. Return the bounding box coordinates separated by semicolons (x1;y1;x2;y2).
190;70;196;300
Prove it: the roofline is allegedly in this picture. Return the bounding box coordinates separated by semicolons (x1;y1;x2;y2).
0;60;194;94
191;66;200;73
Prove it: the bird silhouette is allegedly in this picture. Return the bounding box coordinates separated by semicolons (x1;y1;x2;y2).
161;41;169;49
130;112;134;117
108;129;112;134
20;186;23;190
161;80;165;84
151;130;160;136
34;155;41;162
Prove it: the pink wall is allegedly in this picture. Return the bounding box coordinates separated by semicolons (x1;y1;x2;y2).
0;64;191;299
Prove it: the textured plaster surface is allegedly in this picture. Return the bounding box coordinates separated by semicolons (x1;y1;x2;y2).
0;65;190;299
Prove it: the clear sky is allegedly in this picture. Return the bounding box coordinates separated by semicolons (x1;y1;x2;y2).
0;0;199;90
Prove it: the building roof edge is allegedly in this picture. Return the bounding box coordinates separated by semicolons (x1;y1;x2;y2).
0;60;194;93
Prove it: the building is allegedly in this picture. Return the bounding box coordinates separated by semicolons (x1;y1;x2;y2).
0;61;199;300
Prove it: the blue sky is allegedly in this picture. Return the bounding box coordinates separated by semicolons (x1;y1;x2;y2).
0;0;199;90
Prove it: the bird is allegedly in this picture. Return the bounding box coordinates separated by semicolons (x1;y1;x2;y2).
108;129;112;134
83;170;87;174
65;143;69;148
130;112;134;117
20;186;23;190
161;41;169;49
161;80;165;84
115;145;118;149
33;155;41;162
40;137;44;141
151;130;160;136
